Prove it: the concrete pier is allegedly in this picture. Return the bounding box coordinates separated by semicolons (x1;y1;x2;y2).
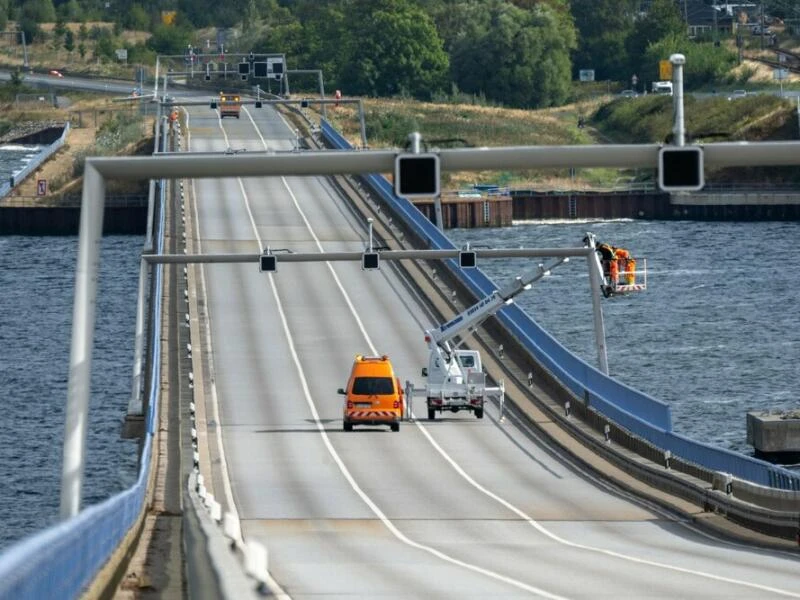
747;410;800;462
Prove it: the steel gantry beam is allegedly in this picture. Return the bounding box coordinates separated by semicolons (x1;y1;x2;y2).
83;141;800;182
142;247;594;264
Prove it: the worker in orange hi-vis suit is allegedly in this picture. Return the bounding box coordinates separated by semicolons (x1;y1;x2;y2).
613;247;635;285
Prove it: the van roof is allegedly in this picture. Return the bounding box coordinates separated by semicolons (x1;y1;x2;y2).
351;354;395;377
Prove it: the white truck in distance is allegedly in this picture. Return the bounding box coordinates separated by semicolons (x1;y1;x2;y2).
414;255;569;420
652;81;673;96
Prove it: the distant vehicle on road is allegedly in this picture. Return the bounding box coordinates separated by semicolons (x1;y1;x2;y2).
619;89;637;98
48;70;63;78
651;81;673;96
728;89;747;101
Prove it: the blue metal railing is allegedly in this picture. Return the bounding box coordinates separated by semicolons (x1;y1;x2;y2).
0;123;72;199
321;119;800;491
0;180;165;599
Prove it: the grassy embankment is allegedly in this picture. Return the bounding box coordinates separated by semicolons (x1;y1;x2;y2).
322;91;799;189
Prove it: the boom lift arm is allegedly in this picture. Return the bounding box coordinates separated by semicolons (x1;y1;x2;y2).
424;255;569;356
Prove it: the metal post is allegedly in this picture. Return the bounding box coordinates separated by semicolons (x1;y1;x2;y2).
583;234;609;374
367;217;374;251
128;257;148;418
154;55;160;98
129;107;162;423
319;70;327;120
60;163;106;519
409;131;422;154
670;53;686;147
20;30;29;70
357;99;367;148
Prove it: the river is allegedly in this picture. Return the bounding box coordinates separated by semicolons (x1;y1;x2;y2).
1;218;798;551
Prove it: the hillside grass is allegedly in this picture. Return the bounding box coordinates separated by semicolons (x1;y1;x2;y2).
324;97;623;189
320;90;799;189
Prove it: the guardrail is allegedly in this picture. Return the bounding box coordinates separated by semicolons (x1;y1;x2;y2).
2;122;70;197
321;118;800;492
0;163;164;600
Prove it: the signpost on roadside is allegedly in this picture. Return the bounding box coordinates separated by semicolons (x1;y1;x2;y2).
774;67;789;98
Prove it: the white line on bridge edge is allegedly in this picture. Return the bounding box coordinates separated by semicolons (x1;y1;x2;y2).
183;108;290;599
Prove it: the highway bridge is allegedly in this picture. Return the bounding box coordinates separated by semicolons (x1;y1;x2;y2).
1;93;799;598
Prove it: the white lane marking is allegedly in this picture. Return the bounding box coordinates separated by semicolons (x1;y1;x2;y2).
499;400;800;561
191;110;238;516
241;107;800;597
237;106;567;598
186;109;291;599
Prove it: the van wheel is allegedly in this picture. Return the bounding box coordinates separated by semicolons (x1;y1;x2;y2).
475;408;484;419
343;422;353;432
428;407;436;420
391;422;400;432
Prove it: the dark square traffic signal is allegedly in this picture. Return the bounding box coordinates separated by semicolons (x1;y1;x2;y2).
394;154;440;198
459;250;477;268
362;252;379;270
658;146;704;192
259;254;276;272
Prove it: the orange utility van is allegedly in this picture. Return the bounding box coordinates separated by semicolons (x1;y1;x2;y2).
339;355;404;432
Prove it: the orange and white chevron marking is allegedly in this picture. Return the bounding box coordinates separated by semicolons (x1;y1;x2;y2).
347;410;399;420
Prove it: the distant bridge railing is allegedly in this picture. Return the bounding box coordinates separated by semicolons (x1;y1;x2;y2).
1;122;71;198
321;118;800;491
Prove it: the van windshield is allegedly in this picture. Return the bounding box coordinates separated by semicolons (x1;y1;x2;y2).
352;377;394;395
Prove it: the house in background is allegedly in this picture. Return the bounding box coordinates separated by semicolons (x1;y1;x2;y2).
685;0;736;38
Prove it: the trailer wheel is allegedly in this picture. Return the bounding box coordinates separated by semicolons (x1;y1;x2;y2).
343;422;353;432
475;408;484;419
427;407;436;420
391;422;400;432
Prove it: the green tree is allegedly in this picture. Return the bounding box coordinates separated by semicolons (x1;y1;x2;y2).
146;23;193;55
123;4;150;31
645;33;736;89
339;0;449;98
58;0;83;22
78;42;86;59
418;0;490;53
626;0;685;81
95;35;115;61
18;18;43;44
64;29;75;54
571;0;638;83
78;23;88;41
54;15;67;40
19;0;56;23
450;0;576;108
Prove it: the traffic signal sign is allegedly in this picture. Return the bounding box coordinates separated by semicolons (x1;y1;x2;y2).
259;254;276;272
362;252;379;270
658;146;704;192
459;250;477;268
394;154;440;198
